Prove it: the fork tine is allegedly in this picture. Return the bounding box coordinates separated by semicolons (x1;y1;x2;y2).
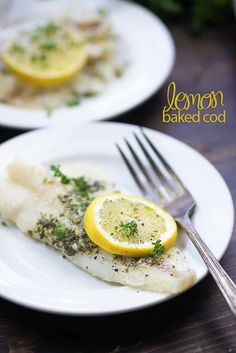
133;132;176;198
123;138;166;205
140;127;187;193
116;144;148;198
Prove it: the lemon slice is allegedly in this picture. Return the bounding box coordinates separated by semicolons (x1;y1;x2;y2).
1;22;87;86
84;193;178;257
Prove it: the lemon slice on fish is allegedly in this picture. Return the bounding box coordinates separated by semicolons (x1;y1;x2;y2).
84;193;178;257
1;22;87;87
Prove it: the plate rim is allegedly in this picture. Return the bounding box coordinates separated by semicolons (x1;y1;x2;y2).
0;121;234;316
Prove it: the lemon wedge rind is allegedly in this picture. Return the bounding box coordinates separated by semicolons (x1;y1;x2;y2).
1;34;88;87
84;193;178;257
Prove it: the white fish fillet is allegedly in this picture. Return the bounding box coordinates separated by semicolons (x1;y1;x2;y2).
0;162;196;294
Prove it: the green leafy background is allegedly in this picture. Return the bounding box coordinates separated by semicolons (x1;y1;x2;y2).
134;0;234;34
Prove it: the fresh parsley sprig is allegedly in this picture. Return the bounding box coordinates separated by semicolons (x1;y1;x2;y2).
150;239;165;258
97;7;108;18
55;222;66;239
40;42;57;51
66;97;80;107
10;42;25;54
50;165;90;199
119;220;138;237
50;165;70;184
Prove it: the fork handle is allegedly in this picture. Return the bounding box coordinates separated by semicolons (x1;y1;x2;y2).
177;216;236;318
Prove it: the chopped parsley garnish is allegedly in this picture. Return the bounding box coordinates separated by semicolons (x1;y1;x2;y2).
119;220;138;237
69;202;88;212
73;177;87;190
79;203;88;212
66;97;80;107
69;203;80;208
72;176;90;199
50;165;70;184
31;53;47;62
31;21;58;42
150;240;165;258
84;91;98;98
40;42;57;51
50;165;90;199
55;222;66;239
1;221;7;227
10;43;25;54
97;7;108;17
37;22;59;36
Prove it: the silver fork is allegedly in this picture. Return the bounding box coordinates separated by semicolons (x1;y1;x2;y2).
116;127;236;318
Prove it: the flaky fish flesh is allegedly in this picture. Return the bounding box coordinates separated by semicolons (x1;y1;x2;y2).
0;162;196;294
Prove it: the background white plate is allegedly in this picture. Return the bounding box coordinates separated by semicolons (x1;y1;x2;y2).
0;122;234;315
0;0;175;129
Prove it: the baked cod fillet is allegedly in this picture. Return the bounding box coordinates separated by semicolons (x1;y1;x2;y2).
0;162;196;294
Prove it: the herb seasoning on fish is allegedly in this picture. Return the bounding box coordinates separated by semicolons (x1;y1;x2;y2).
0;162;196;294
30;166;108;255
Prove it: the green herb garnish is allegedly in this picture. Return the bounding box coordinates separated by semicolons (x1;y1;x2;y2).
31;53;47;62
66;97;80;107
40;42;57;51
50;165;90;199
97;7;108;17
50;165;70;184
1;221;7;227
79;203;88;212
150;240;165;257
84;91;98;98
55;222;66;239
69;204;80;208
72;176;90;199
72;177;88;190
69;202;88;212
37;22;59;36
10;43;25;54
119;220;138;237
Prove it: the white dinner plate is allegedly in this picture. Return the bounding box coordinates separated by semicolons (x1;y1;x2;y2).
0;122;234;315
0;0;175;130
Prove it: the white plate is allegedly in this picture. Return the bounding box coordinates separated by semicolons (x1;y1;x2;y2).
0;122;234;315
0;0;175;130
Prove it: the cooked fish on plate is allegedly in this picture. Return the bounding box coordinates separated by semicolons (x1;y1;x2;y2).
0;122;233;315
0;162;196;294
